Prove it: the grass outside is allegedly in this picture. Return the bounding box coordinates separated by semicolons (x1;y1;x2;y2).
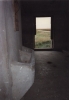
35;30;52;49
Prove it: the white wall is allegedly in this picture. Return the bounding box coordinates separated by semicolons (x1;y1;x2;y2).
36;17;51;29
0;1;22;99
5;1;22;62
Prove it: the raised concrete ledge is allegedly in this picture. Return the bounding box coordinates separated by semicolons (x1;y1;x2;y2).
11;47;35;100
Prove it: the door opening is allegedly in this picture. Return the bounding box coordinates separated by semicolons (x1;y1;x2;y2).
35;17;52;49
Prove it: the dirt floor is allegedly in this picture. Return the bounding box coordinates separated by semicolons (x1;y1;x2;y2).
21;51;69;100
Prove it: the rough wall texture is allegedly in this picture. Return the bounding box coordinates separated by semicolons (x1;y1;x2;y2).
5;0;22;62
0;1;12;100
0;0;22;99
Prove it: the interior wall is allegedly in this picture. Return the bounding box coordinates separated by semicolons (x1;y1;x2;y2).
22;34;35;49
5;0;22;62
0;0;22;99
53;14;68;50
68;20;69;50
21;1;68;50
68;1;69;51
0;1;13;99
21;16;35;49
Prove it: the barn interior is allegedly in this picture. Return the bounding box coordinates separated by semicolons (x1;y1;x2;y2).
0;0;69;100
21;1;69;100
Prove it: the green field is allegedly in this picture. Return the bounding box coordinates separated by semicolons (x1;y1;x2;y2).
35;30;52;49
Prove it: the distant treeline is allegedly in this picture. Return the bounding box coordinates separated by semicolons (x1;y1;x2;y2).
36;29;51;31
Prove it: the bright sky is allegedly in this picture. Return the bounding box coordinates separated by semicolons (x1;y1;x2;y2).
36;17;51;29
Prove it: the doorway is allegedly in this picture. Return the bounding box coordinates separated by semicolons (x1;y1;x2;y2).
35;17;52;49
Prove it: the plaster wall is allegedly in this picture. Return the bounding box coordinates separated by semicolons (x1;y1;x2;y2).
21;16;35;49
22;34;35;49
5;0;22;62
0;0;22;99
0;1;35;100
53;15;68;50
68;1;69;51
0;1;13;99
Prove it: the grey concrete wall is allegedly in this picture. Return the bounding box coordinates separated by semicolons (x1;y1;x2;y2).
0;0;22;99
68;1;69;51
22;34;35;49
68;20;69;50
0;1;13;100
53;15;68;50
21;16;35;49
5;0;22;62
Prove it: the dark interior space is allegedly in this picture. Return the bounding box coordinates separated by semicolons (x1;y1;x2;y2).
21;0;69;51
20;1;69;100
1;0;69;100
22;51;69;100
